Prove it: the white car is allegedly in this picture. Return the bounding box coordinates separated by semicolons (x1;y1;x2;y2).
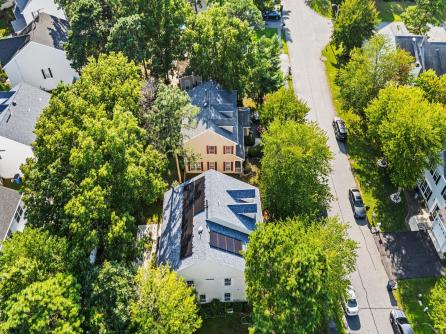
344;286;359;316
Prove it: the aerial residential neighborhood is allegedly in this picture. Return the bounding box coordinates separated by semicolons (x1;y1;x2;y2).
0;0;445;332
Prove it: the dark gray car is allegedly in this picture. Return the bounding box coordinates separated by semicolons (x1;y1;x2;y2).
349;188;366;219
390;309;414;334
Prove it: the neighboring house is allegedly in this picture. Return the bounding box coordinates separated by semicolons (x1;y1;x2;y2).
158;169;262;303
0;12;77;91
378;22;446;76
0;185;26;246
183;81;250;175
0;82;50;181
11;0;66;33
418;151;446;253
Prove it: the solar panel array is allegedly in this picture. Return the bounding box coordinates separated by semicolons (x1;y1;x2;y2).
180;178;205;259
209;231;243;256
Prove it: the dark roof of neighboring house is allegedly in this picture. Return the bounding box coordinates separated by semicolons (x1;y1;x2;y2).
0;12;68;66
0;186;21;241
0;83;50;145
158;170;262;272
184;81;250;158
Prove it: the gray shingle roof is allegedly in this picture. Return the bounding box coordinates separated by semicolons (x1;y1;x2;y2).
0;12;68;66
184;81;250;159
158;170;262;272
0;83;50;145
0;186;21;241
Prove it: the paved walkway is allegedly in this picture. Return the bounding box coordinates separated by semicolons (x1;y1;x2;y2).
282;1;396;332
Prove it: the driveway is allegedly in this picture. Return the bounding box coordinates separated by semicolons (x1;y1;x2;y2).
282;1;396;332
375;231;444;279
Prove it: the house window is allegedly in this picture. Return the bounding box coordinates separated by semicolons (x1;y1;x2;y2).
420;179;432;201
224;162;232;172
207;146;217;154
234;161;242;173
14;205;23;223
430;168;441;185
208;162;216;170
224;293;231;302
432;204;440;219
223;146;234;154
199;294;206;303
186;280;194;287
442;186;446;201
189;162;203;172
224;278;231;286
41;68;53;79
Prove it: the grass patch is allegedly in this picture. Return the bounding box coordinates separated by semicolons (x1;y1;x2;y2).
394;278;439;333
322;45;407;231
308;0;332;17
197;314;249;334
0;7;13;38
1;178;21;191
255;27;278;39
376;0;413;22
281;30;288;55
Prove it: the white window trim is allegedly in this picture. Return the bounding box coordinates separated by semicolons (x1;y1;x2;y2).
224;278;231;286
224;162;232;172
224;293;231;302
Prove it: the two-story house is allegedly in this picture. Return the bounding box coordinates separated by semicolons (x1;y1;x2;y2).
0;185;26;247
0;12;77;91
11;0;66;33
158;169;262;303
183;81;250;175
418;151;446;253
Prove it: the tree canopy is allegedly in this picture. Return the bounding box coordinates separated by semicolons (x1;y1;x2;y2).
430;277;446;333
245;217;357;333
0;64;10;91
331;0;379;60
131;265;202;333
260;120;332;220
402;0;446;35
365;84;446;189
415;69;446;105
336;34;413;116
21;53;166;264
259;87;309;126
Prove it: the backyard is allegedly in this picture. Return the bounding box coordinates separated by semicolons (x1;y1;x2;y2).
197;314;249;334
322;45;407;231
394;278;440;334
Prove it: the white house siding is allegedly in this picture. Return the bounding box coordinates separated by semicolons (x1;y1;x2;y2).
418;166;446;214
0;136;33;179
21;0;66;26
179;260;246;303
4;41;77;91
6;199;26;236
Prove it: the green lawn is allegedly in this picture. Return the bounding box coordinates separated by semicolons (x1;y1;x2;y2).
376;0;413;22
256;27;278;39
308;0;332;17
197;314;249;334
394;278;439;334
322;45;407;231
281;30;288;55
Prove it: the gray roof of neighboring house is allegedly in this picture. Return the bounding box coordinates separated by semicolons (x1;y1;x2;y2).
0;12;68;66
15;0;31;11
184;81;250;158
0;186;21;241
158;169;262;272
0;83;50;145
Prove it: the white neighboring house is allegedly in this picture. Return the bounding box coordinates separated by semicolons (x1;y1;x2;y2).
0;185;26;247
11;0;66;33
158;169;262;303
0;12;77;91
418;152;446;253
0;82;50;181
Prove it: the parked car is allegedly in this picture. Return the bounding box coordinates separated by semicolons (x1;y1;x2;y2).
262;10;281;20
344;286;359;316
349;188;366;219
390;309;414;334
332;117;347;141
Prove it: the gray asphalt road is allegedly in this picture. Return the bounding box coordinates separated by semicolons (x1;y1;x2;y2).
282;1;396;333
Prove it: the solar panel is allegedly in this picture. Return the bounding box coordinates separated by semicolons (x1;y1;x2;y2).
209;231;243;256
194;177;205;214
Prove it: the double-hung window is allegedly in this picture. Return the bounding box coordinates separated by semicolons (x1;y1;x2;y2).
189;162;202;172
430;168;441;185
441;185;446;201
41;68;53;79
208;162;216;170
224;162;232;172
224;293;231;302
224;278;231;286
419;179;433;201
223;146;234;154
14;205;23;223
199;294;206;303
207;146;217;154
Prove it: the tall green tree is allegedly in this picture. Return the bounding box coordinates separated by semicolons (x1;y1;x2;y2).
430;277;446;333
0;273;83;333
88;261;136;333
415;69;446;105
131;265;202;333
402;0;446;35
209;0;264;27
259;87;309;126
246;36;283;103
245;217;357;333
260;120;332;220
336;34;413;116
0;64;9;91
140;83;198;155
331;0;379;60
253;0;274;12
21;53;166;264
365;84;446;190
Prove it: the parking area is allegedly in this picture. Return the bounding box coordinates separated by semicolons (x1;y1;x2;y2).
374;231;444;279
